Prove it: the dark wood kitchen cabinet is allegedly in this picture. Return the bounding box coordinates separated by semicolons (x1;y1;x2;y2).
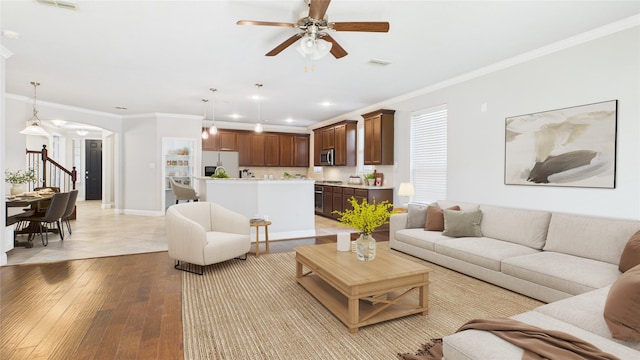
363;109;395;165
313;120;357;166
293;135;310;167
202;129;238;151
279;134;294;167
238;132;265;166
264;134;280;166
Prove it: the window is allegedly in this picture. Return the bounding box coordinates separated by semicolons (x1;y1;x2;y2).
410;104;447;204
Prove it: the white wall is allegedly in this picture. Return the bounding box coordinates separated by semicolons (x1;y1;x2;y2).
392;26;640;219
119;113;201;215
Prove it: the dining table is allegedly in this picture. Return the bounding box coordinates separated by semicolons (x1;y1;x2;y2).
5;193;54;248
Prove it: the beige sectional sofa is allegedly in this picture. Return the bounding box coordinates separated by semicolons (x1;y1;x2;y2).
389;200;640;359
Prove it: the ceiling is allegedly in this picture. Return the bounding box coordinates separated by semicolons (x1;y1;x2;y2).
2;1;639;130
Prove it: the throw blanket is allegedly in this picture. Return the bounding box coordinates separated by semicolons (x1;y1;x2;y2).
398;317;620;360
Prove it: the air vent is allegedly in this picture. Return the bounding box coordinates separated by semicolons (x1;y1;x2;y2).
37;0;78;10
368;58;392;66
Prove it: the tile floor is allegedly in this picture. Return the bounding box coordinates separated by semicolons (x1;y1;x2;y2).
6;201;348;265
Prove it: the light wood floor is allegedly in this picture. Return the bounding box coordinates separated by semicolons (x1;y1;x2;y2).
1;202;367;359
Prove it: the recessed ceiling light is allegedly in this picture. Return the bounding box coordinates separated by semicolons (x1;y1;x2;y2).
320;101;333;107
285;118;294;123
2;30;19;39
368;58;392;66
229;113;242;119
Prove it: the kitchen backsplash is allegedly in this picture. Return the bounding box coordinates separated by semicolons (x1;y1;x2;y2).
242;165;394;186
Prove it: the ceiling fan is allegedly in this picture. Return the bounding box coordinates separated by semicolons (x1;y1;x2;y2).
237;0;389;59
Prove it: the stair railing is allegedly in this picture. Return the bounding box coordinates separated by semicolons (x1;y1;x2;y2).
26;145;77;192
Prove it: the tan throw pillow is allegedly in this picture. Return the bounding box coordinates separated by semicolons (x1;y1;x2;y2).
406;204;429;229
425;205;460;231
619;230;640;272
603;264;640;341
442;209;483;237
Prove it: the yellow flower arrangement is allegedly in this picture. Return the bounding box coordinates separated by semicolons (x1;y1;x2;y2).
333;196;394;235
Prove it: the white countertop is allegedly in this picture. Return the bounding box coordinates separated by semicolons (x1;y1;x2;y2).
315;182;394;190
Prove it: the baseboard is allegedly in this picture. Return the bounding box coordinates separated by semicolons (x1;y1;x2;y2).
120;209;164;217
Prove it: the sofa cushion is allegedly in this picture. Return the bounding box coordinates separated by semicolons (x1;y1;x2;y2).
394;228;450;251
536;286;640;351
425;205;460;231
406;203;429;229
619;230;640;272
443;209;483;237
502;252;621;295
604;264;640;341
479;205;551;249
435;237;539;272
544;212;640;264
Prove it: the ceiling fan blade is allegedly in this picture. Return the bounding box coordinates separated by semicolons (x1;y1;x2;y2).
321;34;347;59
237;20;296;28
309;0;331;20
331;22;390;32
266;34;303;56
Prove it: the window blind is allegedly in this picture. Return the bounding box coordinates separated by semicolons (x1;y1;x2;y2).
410;104;447;204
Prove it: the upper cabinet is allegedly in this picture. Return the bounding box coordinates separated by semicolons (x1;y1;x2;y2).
233;131;309;167
362;109;395;165
313;120;357;166
202;129;238;151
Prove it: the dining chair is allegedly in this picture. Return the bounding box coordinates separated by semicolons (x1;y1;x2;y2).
21;191;70;246
169;177;199;204
61;189;79;236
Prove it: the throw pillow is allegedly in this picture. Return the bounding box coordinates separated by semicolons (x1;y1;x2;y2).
442;209;483;237
425;205;460;231
619;230;640;272
603;264;640;341
406;203;429;229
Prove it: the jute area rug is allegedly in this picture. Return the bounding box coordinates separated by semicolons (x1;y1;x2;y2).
182;250;543;359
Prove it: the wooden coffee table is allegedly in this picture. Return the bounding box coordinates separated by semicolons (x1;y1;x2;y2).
294;242;432;333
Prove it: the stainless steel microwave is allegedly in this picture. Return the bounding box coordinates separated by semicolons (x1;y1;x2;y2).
320;149;334;166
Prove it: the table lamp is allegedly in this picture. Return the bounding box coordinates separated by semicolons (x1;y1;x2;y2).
398;182;415;209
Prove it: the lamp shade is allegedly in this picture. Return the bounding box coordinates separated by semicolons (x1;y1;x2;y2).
19;122;49;136
398;182;415;197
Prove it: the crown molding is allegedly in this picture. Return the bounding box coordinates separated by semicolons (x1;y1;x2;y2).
5;93;121;119
317;14;640;127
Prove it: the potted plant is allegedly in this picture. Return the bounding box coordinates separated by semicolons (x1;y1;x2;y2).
364;173;376;186
333;196;393;261
5;168;37;195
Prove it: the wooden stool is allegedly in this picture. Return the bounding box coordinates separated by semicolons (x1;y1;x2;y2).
249;219;272;257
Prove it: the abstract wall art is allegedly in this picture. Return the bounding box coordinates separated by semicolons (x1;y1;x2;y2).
505;100;617;188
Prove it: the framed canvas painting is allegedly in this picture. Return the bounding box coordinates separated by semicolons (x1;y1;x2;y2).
504;100;617;188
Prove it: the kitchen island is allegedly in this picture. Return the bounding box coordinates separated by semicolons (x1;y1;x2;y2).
196;178;315;241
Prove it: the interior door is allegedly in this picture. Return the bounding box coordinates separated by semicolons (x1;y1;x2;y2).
85;139;102;200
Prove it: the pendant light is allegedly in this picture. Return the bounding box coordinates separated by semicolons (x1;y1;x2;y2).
201;98;209;140
19;81;49;136
208;88;218;135
254;83;263;133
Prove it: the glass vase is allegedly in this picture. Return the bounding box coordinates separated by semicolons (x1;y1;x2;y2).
356;233;376;261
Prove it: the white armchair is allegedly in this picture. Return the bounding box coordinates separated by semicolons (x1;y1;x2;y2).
166;202;251;274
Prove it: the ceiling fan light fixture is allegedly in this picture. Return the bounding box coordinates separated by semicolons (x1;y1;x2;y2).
312;38;332;59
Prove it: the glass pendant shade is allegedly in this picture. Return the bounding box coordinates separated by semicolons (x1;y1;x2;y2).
254;123;263;133
209;125;218;135
297;36;332;60
201;128;209;139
